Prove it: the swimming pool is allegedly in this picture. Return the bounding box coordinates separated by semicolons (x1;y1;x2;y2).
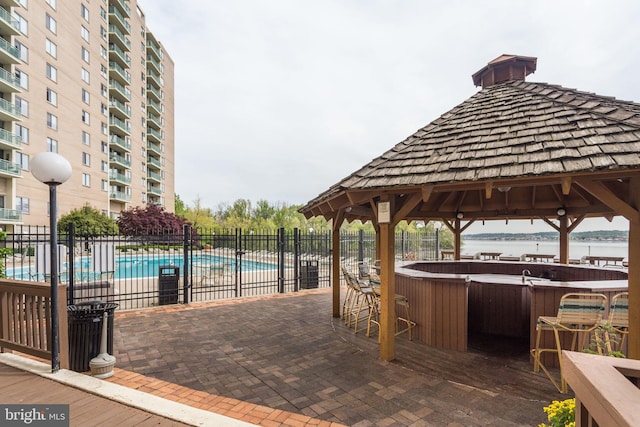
8;253;278;280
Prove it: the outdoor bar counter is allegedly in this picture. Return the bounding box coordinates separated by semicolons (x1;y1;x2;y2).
395;261;628;353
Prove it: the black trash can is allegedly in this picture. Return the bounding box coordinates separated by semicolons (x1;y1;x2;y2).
158;265;179;305
67;301;118;372
300;260;319;289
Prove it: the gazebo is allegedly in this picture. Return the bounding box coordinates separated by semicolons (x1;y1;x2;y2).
300;54;640;362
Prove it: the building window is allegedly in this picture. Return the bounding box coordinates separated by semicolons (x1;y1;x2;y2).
15;124;29;144
82;111;90;124
15;97;28;117
81;25;89;42
100;26;107;41
47;113;58;130
82;131;90;145
82;152;90;166
47;137;58;152
100;84;107;97
101;141;108;153
82;89;90;104
82;173;91;187
100;45;107;60
81;47;90;63
81;68;90;83
16;152;29;170
46;0;56;8
45;14;57;33
15;70;28;89
100;64;107;78
46;63;57;82
17;0;27;8
101;103;108;116
15;41;28;62
46;88;57;106
101;160;107;172
101;179;108;191
100;6;107;21
101;122;108;135
81;4;90;21
14;13;28;35
16;197;29;214
45;39;57;57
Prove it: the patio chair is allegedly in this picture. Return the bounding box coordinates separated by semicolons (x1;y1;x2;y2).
531;292;607;393
342;269;376;334
603;292;629;355
367;279;415;341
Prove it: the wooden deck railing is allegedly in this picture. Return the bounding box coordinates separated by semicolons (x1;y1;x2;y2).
0;279;69;369
563;351;640;427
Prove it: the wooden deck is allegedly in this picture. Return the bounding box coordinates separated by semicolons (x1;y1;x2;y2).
0;363;192;426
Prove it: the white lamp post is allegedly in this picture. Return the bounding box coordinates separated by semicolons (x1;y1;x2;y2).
31;152;72;373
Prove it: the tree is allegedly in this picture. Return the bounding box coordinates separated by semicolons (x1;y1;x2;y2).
58;205;118;236
117;204;188;236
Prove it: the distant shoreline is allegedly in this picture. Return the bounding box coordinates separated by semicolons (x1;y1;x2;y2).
463;230;628;242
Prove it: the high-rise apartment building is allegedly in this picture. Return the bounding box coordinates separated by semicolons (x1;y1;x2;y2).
0;0;174;230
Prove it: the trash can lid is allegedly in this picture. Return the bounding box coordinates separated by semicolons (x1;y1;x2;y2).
67;301;119;312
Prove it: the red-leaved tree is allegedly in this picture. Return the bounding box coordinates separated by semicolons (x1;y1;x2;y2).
117;204;189;237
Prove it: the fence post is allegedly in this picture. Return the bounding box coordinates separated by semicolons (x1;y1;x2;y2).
358;229;364;262
183;224;190;304
278;227;285;293
294;228;300;292
68;223;75;305
235;228;242;297
435;227;441;260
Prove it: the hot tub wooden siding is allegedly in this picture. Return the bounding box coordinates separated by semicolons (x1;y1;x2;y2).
395;261;628;361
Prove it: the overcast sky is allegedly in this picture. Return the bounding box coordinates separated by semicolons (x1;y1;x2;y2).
137;0;638;233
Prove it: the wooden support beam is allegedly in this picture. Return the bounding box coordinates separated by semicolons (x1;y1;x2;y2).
629;177;640;360
559;215;569;264
377;197;396;361
331;211;345;318
485;182;493;200
562;177;572;195
392;192;423;224
575;178;640;223
421;185;434;202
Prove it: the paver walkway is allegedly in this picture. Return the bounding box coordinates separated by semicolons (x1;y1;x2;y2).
110;287;564;426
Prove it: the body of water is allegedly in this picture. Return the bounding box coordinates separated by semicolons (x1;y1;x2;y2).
460;239;628;260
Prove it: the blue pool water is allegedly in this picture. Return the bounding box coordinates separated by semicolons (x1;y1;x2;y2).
9;254;277;280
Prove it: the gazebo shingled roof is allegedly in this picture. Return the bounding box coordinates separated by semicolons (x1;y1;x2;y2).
300;55;640;362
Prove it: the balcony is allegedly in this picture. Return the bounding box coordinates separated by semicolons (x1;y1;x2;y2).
109;61;131;86
0;7;20;36
110;0;130;17
147;156;162;169
147;99;162;115
146;70;162;88
0;207;21;222
109;170;131;184
0;67;20;93
109;80;131;103
147;170;161;183
110;190;131;202
108;25;130;50
109;97;131;120
0;127;21;150
147;141;162;156
0;158;20;177
147;186;161;196
146;127;162;143
146;40;161;61
109;116;131;136
0;36;19;64
147;112;162;129
108;6;130;35
109;134;131;151
0;97;20;121
109;153;131;168
146;84;161;103
109;43;131;67
146;55;161;74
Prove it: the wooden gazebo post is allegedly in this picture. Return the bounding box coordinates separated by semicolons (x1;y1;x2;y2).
331;211;345;318
558;215;569;264
377;196;397;361
629;177;640;359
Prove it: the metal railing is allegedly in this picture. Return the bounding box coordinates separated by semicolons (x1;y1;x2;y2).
1;225;437;311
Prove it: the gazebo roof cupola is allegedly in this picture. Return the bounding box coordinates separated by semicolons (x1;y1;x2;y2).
472;54;537;88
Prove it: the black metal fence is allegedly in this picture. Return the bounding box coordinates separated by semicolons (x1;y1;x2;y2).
1;225;437;310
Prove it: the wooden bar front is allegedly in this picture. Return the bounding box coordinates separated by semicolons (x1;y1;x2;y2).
395;261;628;357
